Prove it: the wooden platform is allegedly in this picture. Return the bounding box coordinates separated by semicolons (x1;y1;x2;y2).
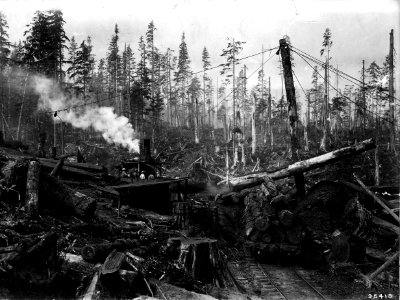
111;177;187;213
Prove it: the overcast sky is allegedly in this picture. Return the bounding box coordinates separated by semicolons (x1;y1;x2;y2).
1;0;399;112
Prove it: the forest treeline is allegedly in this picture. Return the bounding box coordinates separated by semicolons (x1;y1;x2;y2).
0;10;397;160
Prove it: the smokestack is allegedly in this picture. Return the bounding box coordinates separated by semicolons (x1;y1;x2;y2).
143;139;152;163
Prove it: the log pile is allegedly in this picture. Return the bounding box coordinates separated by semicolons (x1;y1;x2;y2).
242;177;305;261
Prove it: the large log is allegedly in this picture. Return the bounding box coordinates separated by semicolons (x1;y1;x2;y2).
38;158;105;173
226;138;375;190
40;173;96;219
50;157;64;177
371;216;399;235
39;159;100;180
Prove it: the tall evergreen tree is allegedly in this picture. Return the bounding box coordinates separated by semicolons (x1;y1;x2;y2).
175;32;191;126
202;47;212;126
67;39;94;98
146;21;157;103
0;12;10;71
24;10;68;78
106;24;121;111
121;44;135;118
93;58;107;101
366;61;383;119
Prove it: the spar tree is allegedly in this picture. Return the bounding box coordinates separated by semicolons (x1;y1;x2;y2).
320;28;332;151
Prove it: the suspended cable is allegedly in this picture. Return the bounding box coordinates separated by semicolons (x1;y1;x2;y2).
214;48;278;110
293;50;396;127
291;45;400;106
292;69;308;99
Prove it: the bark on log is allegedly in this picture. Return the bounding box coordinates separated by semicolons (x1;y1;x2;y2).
366;247;394;262
371;216;399;235
101;250;125;275
39;158;105;173
39;160;100;179
40;173;96;219
73;192;97;219
80;264;102;300
226;139;375;190
82;239;138;263
25;160;41;217
88;184;119;196
50;158;64;177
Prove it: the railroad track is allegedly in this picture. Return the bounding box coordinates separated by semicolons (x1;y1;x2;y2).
229;259;339;300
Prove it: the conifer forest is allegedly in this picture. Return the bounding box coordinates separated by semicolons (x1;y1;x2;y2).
0;1;398;299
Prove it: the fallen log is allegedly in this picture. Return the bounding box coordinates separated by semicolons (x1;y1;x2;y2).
50;157;64;177
80;264;102;300
224;138;375;190
101;250;125;275
38;157;105;173
39;160;100;180
359;251;399;288
40;173;96;219
88;183;119;196
366;247;393;262
354;174;400;223
371;216;399;235
73;191;97;219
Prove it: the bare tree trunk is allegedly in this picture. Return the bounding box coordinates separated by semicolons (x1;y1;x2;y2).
279;38;305;196
16;73;29;140
320;60;328;152
251;94;257;155
305;93;310;151
268;77;272;148
374;118;380;185
194;97;199;144
389;29;396;153
223;114;227;142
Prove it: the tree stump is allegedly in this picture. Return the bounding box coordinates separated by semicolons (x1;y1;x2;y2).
25;160;41;217
167;237;219;284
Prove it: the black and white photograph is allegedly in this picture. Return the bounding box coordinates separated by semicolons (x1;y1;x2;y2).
0;0;399;299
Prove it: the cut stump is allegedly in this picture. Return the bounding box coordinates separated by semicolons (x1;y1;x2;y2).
167;237;219;284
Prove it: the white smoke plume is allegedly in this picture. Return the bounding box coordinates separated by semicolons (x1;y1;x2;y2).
33;75;140;153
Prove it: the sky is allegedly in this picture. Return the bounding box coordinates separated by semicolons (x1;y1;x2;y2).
1;0;399;115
